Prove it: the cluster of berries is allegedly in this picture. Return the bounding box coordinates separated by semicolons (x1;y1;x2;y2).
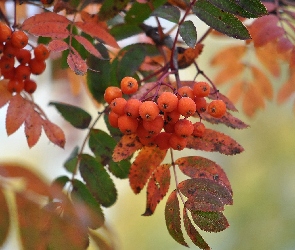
104;77;226;151
0;22;50;94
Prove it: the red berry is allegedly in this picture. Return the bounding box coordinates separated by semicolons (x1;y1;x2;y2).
11;30;28;49
104;86;122;104
16;49;31;65
118;115;138;134
169;134;187;150
7;78;24;93
142;115;164;135
29;58;46;75
174;119;194;138
124;98;141;118
193;81;210;97
207;100;226;118
0;22;12;43
139;101;159;121
194;97;207;113
177;97;196;118
110;97;127;116
192;122;206;137
157;92;178;112
15;65;31;80
120;76;138;94
34;44;50;61
178;86;194;99
154;132;172;150
24;79;37;94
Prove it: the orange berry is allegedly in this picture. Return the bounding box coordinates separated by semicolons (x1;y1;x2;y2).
194;97;207;113
29;58;46;75
177;97;196;117
0;22;12;43
124;98;141;118
154;132;172;150
142;115;164;135
207;100;226;118
174;119;194;138
157;92;178;112
16;49;31;65
136;122;152;139
164;110;180;124
34;44;50;61
138;136;156;147
0;56;15;72
15;65;31;80
7;78;24;93
169;134;187;150
163;122;175;133
120;76;138;94
178;86;194;99
139;101;159;121
1;67;15;79
3;42;19;58
11;30;28;49
24;79;37;94
108;111;119;128
118;115;138;134
193;81;210;97
104;86;122;104
192;122;206;137
0;43;4;53
110;97;127;116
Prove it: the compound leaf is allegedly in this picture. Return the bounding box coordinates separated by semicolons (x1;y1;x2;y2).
152;5;180;23
67;48;88;76
74;35;102;58
48;40;69;52
64;146;79;173
179;20;197;48
25;109;43;148
235;0;267;17
42;119;66;148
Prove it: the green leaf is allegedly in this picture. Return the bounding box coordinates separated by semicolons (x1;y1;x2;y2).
125;0;167;24
98;0;129;21
64;146;79;174
72;179;104;229
235;0;267;17
165;190;188;247
151;5;180;23
191;210;229;232
51;175;70;190
108;159;131;179
49;102;91;129
110;24;142;41
0;189;9;247
193;0;250;40
179;20;197;48
207;0;258;18
79;154;117;207
89;129;116;165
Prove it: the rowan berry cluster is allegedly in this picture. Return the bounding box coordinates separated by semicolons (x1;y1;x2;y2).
104;77;226;151
0;22;50;94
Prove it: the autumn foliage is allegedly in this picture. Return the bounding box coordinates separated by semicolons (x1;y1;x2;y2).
0;0;294;249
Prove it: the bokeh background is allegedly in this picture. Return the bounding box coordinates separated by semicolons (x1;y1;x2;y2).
1;2;295;250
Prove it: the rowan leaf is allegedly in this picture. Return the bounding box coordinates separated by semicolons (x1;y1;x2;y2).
42;119;66;148
152;5;180;23
193;0;250;40
235;0;267;17
0;189;10;247
183;208;210;250
175;156;232;193
191;210;229;233
277;73;295;104
79;154;117;207
251;66;273;100
25;109;43;148
64;146;79;173
129;146;167;194
74;35;102;58
179;20;197;48
98;0;129;21
49;102;91;129
0;80;12;108
67;48;88;76
242;83;265;117
165;190;188;247
186;128;244;155
6;94;32;136
72;179;104;229
48;40;69;53
108;159;131;179
51;175;70;190
213;62;245;85
112;134;142;162
211;45;246;66
143;164;171;216
110;23;142;41
74;21;119;48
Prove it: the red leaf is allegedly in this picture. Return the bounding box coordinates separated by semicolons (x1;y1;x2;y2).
67;48;88;75
48;40;69;53
0;80;12;108
277;37;293;53
183;208;210;250
6;94;32;136
42;119;66;148
74;21;119;48
74;35;102;58
186;129;244;155
25;109;43;148
129;146;167;194
191;210;229;233
165;190;188;247
175;156;232;194
143;164;171;216
112;134;142;162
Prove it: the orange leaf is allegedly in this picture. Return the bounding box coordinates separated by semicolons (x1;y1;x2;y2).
48;39;69;52
67;48;88;75
211;45;246;66
251;66;273;100
186;128;244;155
25;109;43;148
129;146;167;194
242;83;265;117
143;164;171;216
214;62;245;85
175;156;232;193
112;134;142;162
6;94;32;136
277;73;295;104
0;80;12;108
42;119;66;148
74;35;102;58
75;21;119;48
227;81;244;104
